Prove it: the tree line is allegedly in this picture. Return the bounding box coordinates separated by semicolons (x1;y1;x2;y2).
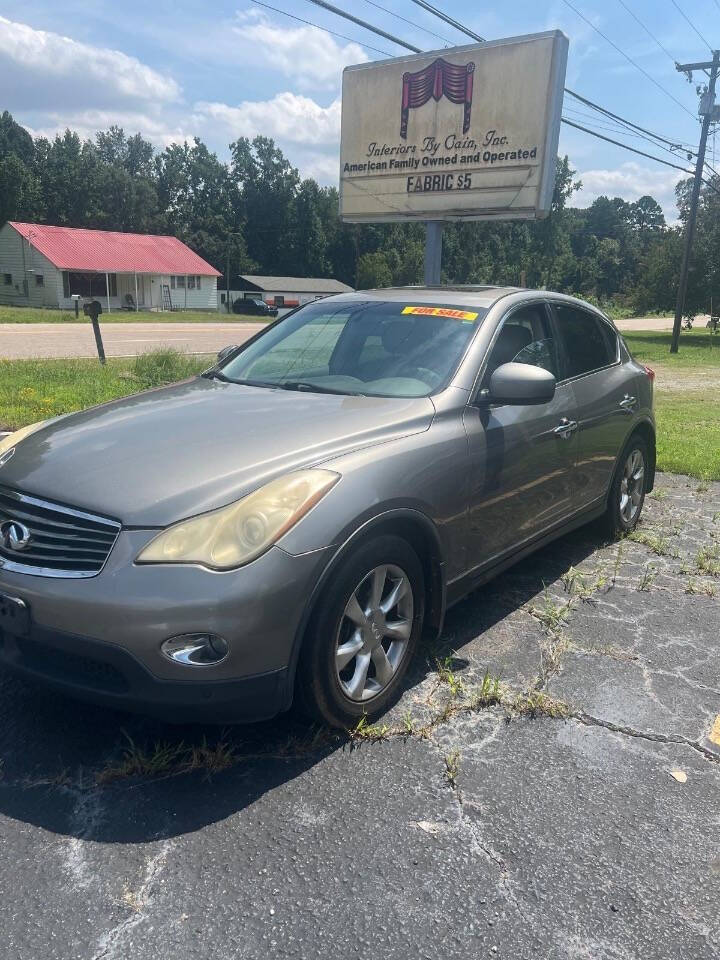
1;109;718;315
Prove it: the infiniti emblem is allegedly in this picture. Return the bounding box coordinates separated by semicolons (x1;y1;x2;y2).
0;520;32;552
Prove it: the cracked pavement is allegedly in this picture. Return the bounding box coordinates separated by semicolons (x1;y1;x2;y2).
0;472;719;959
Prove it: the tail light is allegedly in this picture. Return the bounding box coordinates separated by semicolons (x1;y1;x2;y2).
643;365;655;383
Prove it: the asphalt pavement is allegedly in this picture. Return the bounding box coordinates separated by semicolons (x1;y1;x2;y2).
0;314;707;361
0;321;266;359
0;473;718;958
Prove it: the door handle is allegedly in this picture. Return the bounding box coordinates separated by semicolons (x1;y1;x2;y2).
619;394;637;410
554;418;578;439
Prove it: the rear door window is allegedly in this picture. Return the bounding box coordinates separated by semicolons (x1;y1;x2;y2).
552;305;618;379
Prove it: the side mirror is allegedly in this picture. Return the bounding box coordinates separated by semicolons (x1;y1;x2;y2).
217;344;239;363
488;362;556;404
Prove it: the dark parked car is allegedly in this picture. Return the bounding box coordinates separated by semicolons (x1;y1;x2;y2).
233;297;278;317
0;287;655;726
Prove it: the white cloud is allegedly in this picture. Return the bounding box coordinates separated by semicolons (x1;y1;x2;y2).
231;9;368;89
195;93;341;145
0;15;180;111
24;110;195;150
573;161;686;220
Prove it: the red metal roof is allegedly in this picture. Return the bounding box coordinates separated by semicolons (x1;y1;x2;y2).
9;222;221;276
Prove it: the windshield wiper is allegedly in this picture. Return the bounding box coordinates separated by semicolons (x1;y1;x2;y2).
202;369;233;382
201;372;284;389
277;380;365;396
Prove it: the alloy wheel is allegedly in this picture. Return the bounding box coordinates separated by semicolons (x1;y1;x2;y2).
334;563;414;702
619;448;645;524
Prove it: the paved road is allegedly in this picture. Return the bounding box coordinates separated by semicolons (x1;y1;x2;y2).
0;321;266;359
1;314;712;360
0;473;718;958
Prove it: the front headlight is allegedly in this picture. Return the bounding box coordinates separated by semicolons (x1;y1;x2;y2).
136;469;340;570
0;420;49;458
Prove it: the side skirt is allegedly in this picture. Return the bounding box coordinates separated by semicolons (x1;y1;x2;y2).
445;501;606;608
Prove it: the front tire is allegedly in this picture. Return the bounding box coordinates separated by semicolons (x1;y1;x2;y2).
604;434;648;538
296;535;425;728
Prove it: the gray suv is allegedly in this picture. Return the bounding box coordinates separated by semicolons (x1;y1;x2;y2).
0;287;655;727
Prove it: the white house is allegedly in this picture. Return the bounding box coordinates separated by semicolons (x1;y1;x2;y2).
218;274;354;311
0;222;221;312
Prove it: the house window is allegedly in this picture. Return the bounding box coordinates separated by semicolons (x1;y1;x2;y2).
64;272;117;298
170;276;176;289
220;293;226;304
188;275;196;290
35;274;44;287
176;275;186;289
196;276;201;290
3;273;11;285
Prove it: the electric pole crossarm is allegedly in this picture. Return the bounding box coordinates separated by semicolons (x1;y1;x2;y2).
671;50;719;353
676;59;718;72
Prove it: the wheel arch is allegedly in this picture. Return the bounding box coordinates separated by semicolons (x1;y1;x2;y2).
282;508;446;709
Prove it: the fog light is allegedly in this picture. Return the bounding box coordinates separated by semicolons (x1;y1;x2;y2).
161;633;229;666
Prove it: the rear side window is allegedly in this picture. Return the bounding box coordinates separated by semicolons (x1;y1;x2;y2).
553;305;617;379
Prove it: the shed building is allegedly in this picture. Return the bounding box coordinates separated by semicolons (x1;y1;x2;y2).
218;274;353;310
0;222;220;312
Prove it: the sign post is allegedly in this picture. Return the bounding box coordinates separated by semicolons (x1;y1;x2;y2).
339;32;569;280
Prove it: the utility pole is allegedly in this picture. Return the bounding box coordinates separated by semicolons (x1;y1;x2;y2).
671;51;719;353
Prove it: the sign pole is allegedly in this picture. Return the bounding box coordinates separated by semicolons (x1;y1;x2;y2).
424;221;444;285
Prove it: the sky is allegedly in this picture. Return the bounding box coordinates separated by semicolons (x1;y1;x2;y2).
1;0;719;221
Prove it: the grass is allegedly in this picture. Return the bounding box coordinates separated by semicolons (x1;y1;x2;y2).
97;731;236;784
621;330;720;481
0;305;270;324
0;350;209;429
622;328;720;369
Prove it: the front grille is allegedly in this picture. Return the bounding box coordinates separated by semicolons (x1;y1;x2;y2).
0;486;120;578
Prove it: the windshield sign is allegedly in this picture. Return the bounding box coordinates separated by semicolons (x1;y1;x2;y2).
218;298;487;397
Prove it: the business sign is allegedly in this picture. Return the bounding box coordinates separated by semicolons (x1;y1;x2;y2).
339;31;568;223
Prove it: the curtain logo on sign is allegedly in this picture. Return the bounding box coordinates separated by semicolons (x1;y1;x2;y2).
400;58;475;140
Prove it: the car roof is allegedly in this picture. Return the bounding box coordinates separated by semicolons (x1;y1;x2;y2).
322;286;612;321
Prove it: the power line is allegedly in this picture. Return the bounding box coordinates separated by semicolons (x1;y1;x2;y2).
616;0;678;67
250;0;395;56
306;0;421;52
361;0;454;45
669;0;714;54
562;117;720;196
561;117;696;172
560;0;699;120
564;88;697;152
407;0;484;41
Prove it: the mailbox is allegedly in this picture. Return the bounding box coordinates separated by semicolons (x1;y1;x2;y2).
83;299;103;321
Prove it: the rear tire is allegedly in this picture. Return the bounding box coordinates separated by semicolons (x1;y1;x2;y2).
296;535;425;729
603;434;648;538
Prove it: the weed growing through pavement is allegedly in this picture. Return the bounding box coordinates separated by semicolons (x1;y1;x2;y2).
637;562;657;592
627;529;679;558
444;749;461;788
97;731;235;784
696;544;720;576
685;578;716;596
531;586;573;632
435;654;465;697
512;691;571;719
349;716;390;743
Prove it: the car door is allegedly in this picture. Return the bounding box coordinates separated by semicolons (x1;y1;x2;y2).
462;301;579;567
549;301;634;508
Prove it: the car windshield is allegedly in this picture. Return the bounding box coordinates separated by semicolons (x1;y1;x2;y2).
218;298;487;397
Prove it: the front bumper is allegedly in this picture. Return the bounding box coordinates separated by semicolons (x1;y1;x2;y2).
0;530;332;721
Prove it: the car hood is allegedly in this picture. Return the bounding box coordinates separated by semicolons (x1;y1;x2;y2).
0;378;434;526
